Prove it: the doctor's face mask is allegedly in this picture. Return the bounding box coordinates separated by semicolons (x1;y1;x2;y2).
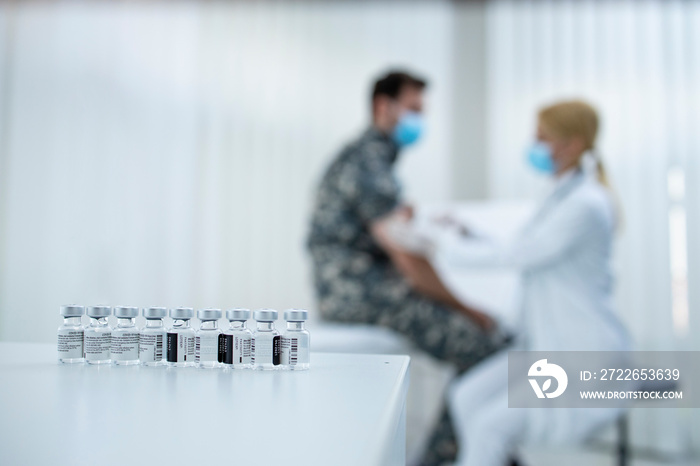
526;141;556;174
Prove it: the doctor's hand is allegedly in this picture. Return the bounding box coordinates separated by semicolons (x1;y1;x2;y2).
431;214;473;237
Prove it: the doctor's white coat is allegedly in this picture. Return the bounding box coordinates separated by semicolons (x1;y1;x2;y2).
436;169;631;459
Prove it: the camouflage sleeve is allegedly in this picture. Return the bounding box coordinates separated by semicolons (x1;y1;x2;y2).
353;143;402;224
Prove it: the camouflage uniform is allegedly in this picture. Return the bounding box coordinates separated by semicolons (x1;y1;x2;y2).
307;127;507;465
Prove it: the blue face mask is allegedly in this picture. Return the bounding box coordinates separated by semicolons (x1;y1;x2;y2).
392;111;424;147
526;142;556;174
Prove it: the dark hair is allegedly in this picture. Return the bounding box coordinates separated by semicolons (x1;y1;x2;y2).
371;70;427;103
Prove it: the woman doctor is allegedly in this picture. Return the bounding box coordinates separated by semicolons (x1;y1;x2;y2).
427;100;631;466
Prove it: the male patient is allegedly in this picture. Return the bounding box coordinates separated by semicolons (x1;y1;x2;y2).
307;70;508;465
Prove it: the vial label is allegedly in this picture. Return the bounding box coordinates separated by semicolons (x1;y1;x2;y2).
111;332;139;361
167;332;194;363
281;336;309;366
139;333;164;362
218;334;230;363
85;333;111;361
218;334;252;365
273;336;281;365
195;334;219;363
252;335;281;366
57;329;84;359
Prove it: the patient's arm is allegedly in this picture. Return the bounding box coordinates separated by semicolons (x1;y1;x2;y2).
394;251;494;330
371;209;495;330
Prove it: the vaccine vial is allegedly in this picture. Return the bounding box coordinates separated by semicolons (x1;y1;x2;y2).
167;307;195;367
195;308;222;369
220;309;252;369
252;309;281;370
281;309;310;370
57;305;85;364
140;307;167;366
111;306;140;365
85;306;112;364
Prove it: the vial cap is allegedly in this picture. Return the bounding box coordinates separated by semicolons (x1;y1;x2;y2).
60;305;85;317
226;308;251;321
143;307;168;319
197;308;222;321
87;306;111;318
284;309;308;322
170;307;194;320
114;306;139;318
254;309;278;322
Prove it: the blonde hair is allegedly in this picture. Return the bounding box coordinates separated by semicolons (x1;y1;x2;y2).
538;99;610;187
538;99;621;227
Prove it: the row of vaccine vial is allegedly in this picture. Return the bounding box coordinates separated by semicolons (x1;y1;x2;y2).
57;305;310;370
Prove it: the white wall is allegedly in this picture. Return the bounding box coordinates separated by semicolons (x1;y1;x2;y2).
451;1;488;200
0;1;459;342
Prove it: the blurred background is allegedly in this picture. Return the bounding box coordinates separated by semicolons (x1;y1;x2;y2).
0;0;698;464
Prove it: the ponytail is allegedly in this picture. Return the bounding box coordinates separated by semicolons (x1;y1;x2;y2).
591;148;623;230
591;148;609;187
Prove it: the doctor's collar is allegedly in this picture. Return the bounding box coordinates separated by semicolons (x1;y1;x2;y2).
550;166;584;196
553;166;582;183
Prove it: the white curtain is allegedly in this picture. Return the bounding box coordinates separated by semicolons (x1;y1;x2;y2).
485;0;699;456
0;1;456;341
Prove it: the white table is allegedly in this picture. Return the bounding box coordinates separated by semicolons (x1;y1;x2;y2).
0;343;409;466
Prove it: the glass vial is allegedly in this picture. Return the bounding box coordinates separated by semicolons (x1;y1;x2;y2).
140;307;167;366
252;309;281;371
58;305;85;364
111;306;140;365
281;309;310;370
85;306;112;365
195;308;222;369
167;307;195;367
220;309;252;369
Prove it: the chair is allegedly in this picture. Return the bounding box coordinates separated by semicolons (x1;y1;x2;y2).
615;379;679;466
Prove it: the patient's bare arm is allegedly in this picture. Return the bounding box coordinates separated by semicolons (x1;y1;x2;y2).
393;250;494;330
371;209;494;330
